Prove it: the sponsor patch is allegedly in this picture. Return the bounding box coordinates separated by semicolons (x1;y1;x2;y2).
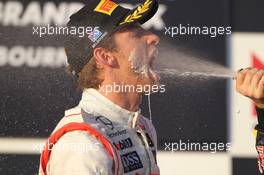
95;116;114;130
88;29;103;43
121;151;143;173
94;0;118;16
108;129;127;138
257;145;264;173
113;138;133;151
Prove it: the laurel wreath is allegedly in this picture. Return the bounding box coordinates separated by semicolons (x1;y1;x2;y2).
119;0;152;25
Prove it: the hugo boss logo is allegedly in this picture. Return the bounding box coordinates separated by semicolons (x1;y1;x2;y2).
121;151;143;173
95;116;114;130
113;138;133;151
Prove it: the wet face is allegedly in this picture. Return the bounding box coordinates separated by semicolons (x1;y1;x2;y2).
128;38;159;82
111;25;160;94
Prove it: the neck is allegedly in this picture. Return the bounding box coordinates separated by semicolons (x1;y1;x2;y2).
98;82;142;112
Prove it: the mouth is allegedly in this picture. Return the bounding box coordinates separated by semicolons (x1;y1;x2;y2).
149;57;155;69
149;49;158;68
149;53;158;71
147;55;160;82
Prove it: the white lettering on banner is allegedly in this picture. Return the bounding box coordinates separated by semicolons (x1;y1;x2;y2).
0;1;166;30
43;2;67;26
20;2;42;26
0;46;67;68
9;46;25;67
2;1;23;26
0;1;83;26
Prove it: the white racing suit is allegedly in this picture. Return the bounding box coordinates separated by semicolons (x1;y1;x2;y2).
38;88;160;175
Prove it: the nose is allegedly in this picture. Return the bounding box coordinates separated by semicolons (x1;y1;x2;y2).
145;33;160;46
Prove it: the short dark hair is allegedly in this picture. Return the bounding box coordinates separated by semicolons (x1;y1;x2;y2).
66;25;135;90
66;32;117;90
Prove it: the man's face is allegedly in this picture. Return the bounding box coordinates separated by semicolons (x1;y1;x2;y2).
111;25;160;94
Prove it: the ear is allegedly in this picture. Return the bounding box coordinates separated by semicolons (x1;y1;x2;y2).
93;47;117;67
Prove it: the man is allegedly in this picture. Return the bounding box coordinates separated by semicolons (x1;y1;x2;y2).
39;0;160;174
236;68;264;174
37;0;264;174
